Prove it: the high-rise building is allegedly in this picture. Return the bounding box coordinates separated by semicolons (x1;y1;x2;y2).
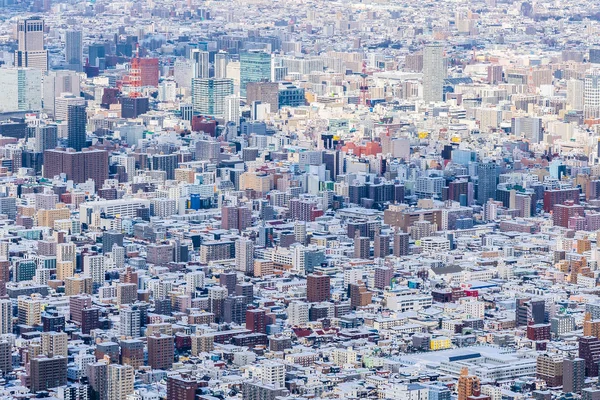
120;306;141;338
107;364;134;400
235;238;254;274
32;124;58;154
422;43;444;103
191;78;234;116
354;235;370;259
102;231;124;254
18;296;41;326
120;339;144;370
87;361;108;400
0;68;42;112
306;274;330;303
30;355;68;393
148;334;174;370
536;353;563;387
15;18;48;72
288;301;309;326
585;72;600;119
40;331;68;357
215;52;228;78
65;30;83;71
579;336;600;377
191;49;210;79
68;104;87;151
43;149;108;190
477;161;499;205
563;357;585;393
246;308;267;333
457;367;480;400
224;95;241;126
0;299;12;334
240;51;272;97
167;374;199;400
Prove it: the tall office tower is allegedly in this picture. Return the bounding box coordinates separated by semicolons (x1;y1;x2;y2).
32;124;58;154
224;95;241;126
40;331;68;357
15;18;48;72
393;231;410;257
422;43;444;103
107;364;134;400
457;367;480;400
235;238;254;274
476;161;499;205
167;374;199;400
567;79;585;110
563;357;585;393
18;296;41;325
30;356;68;393
102;231;124;254
306;274;330;303
214;52;228;78
246;82;279;111
0;68;42;113
67;104;86;151
191;50;210;79
584;72;600;119
0;299;12;334
148;334;174;370
120;306;141;338
191;78;234;116
65;30;83;71
240;50;272;96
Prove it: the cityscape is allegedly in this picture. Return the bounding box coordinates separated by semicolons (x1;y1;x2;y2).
1;0;600;400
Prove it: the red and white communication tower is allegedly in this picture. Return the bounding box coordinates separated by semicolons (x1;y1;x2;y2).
360;61;370;106
128;44;142;98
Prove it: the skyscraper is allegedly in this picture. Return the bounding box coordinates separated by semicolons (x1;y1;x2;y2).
0;68;42;113
191;78;234;116
240;50;272;97
67;104;86;151
476;161;499;205
191;49;210;79
422;43;444;103
15;18;48;72
65;30;83;71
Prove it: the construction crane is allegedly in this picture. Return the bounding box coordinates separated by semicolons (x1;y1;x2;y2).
359;61;370;106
